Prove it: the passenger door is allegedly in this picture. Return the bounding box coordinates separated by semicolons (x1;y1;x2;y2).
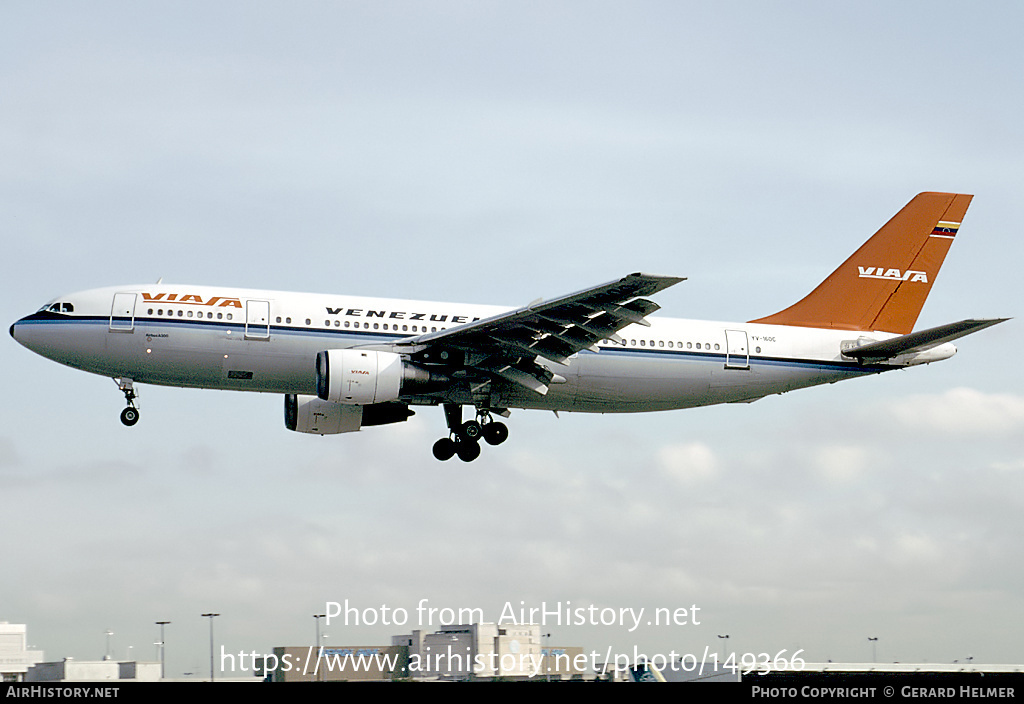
724;329;750;369
109;292;137;332
245;299;270;340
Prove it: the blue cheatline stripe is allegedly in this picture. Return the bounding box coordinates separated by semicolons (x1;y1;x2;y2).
591;345;888;373
16;314;891;373
15;314;413;342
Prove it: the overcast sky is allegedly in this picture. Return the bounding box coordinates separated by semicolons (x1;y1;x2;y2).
2;1;1022;677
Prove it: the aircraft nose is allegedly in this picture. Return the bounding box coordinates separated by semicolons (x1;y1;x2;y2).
10;316;29;344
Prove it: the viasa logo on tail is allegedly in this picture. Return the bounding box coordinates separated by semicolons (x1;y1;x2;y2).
857;267;929;283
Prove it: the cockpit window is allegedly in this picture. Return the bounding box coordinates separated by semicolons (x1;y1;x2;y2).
42;302;74;313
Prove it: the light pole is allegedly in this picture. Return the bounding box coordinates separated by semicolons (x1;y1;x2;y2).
104;630;114;661
717;634;730;663
868;637;878;663
313;614;326;682
202;613;220;681
542;632;552;681
155;621;170;680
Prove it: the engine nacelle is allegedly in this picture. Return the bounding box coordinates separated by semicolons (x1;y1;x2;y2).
316;349;446;404
284;394;363;434
284;394;416;435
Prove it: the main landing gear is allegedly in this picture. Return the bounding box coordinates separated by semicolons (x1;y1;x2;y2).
432;403;508;462
115;378;140;427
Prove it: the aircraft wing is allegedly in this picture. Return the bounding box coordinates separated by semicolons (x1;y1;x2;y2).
843;318;1008;362
395;272;685;394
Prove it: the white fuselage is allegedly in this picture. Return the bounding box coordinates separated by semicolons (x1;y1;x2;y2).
12;283;946;415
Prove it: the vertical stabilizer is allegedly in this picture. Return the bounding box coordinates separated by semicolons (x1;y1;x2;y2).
749;192;973;334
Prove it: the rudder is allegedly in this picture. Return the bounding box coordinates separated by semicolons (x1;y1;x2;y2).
749;192;973;334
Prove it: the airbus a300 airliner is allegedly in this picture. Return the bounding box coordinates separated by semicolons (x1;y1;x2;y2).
10;192;1006;461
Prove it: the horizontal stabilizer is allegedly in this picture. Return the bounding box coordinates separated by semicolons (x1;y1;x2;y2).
843;318;1008;361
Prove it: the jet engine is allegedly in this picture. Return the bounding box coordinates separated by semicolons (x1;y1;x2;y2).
284;394;415;435
315;349;446;405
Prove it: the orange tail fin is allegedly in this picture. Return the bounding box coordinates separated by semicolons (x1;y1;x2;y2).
749;192;973;334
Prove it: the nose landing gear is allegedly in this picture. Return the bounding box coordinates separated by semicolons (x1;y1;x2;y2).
115;378;140;426
432;404;508;462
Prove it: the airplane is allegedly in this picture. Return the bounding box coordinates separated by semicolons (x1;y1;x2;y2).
10;192;1007;462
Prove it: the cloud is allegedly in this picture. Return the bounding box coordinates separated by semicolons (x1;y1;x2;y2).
810;444;873;484
881;387;1024;436
655;442;719;484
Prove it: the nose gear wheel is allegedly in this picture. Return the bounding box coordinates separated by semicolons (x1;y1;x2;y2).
114;378;140;427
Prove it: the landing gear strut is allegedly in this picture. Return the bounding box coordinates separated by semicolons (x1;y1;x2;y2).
115;378;139;427
432;404;508;462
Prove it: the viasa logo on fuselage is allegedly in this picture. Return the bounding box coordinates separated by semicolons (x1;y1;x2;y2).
857;267;929;283
142;293;243;308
